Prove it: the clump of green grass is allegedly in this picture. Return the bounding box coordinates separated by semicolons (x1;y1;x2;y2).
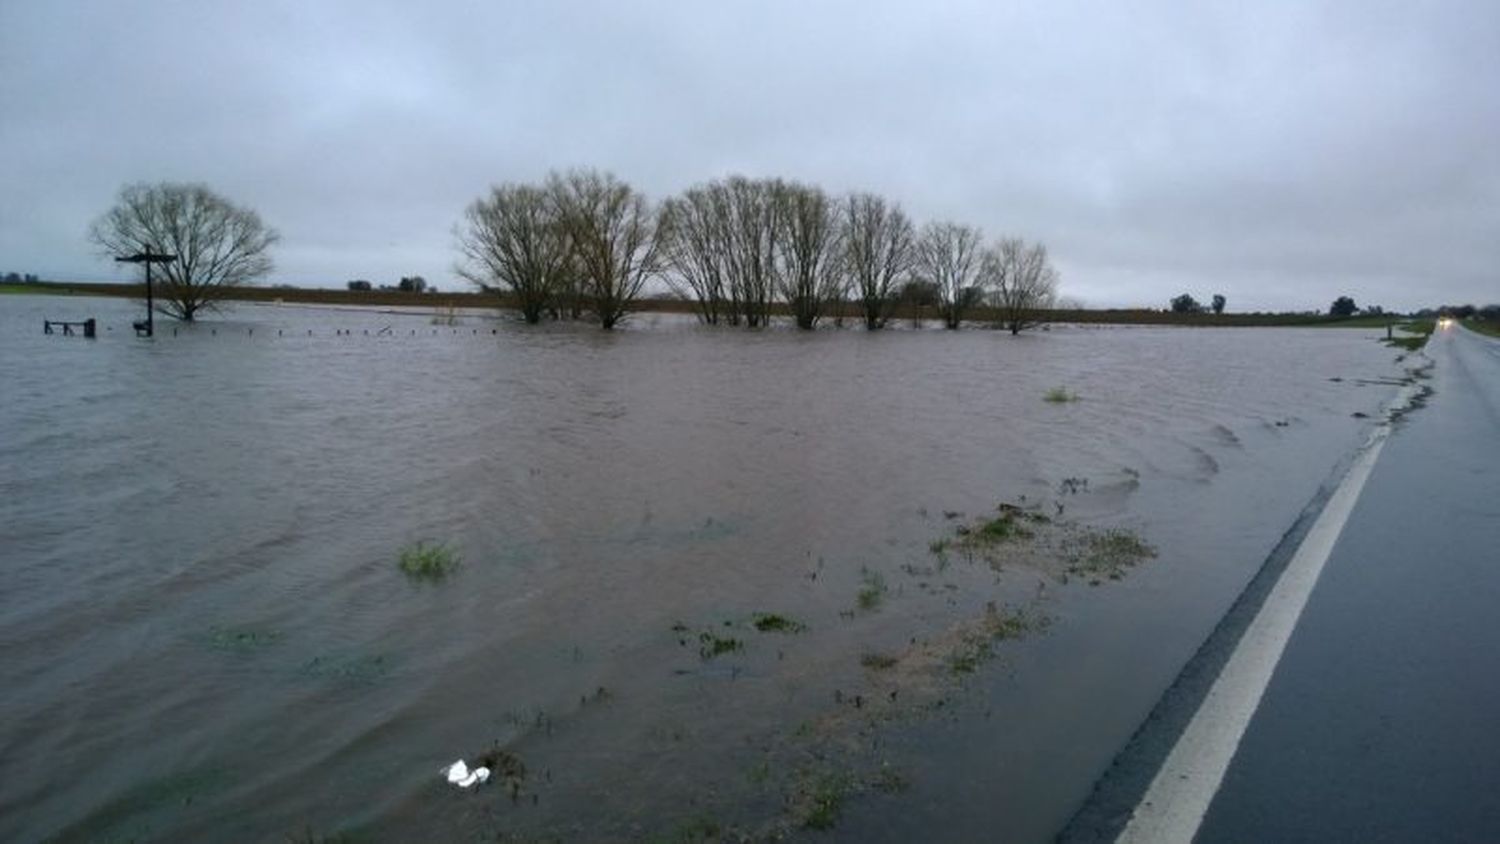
1044;386;1078;403
397;541;460;580
697;631;744;659
1384;335;1427;351
796;772;854;830
856;568;887;611
1464;318;1500;338
961;508;1035;546
752;612;807;633
860;652;899;671
947;642;992;674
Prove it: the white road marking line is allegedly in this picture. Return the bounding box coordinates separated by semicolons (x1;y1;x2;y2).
1117;389;1413;844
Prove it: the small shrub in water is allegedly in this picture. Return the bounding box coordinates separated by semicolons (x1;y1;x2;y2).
398;541;460;580
1044;386;1077;403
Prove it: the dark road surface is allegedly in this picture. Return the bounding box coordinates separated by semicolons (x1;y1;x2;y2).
1197;322;1500;842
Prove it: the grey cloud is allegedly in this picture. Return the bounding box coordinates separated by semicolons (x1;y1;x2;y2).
2;0;1495;311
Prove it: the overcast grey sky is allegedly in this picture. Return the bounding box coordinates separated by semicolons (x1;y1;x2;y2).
2;0;1495;311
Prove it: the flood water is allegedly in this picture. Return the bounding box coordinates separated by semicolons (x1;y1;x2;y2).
0;295;1410;842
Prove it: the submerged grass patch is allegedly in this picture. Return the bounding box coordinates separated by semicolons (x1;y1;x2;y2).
1383;334;1428;351
752;612;807;633
1044;386;1078;403
650;814;724;843
954;504;1042;550
474;744;529;802
697;631;744;659
949;602;1043;674
205;625;283;654
794;771;856;830
397;540;460;580
299;653;392;683
1067;527;1157;583
855;568;887;611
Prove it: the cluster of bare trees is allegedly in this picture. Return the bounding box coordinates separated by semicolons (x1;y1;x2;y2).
456;170;658;328
459;170;1060;332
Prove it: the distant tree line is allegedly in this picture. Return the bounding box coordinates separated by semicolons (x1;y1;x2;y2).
346;277;433;292
3;272;41;283
1169;292;1227;314
457;169;1059;332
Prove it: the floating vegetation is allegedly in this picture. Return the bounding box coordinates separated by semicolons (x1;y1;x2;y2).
697;631;744;659
397;540;460;581
860;652;899;671
1044;386;1078;403
299;653;391;683
204;625;282;654
855;568;887;611
752;612;807;633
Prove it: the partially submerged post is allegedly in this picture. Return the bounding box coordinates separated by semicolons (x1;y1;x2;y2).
114;245;177;337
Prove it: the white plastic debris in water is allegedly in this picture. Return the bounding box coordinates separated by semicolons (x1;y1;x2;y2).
443;759;491;788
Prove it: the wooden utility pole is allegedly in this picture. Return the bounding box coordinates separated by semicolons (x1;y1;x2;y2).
115;245;176;337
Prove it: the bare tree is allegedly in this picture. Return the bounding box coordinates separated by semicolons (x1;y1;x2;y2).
722;176;782;328
914;221;984;329
659;183;732;324
775;182;844;330
548;169;660;330
88;182;277;321
986;238;1058;335
842;192;914;330
456;183;570;323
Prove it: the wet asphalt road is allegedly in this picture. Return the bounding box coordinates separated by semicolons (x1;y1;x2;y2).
1196;323;1500;842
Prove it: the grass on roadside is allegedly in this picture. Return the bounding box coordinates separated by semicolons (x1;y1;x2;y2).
1460;319;1500;339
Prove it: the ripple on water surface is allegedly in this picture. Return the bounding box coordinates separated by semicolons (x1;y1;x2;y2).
0;299;1409;841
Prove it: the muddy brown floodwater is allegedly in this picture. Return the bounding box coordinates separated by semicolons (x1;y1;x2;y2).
0;296;1413;841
